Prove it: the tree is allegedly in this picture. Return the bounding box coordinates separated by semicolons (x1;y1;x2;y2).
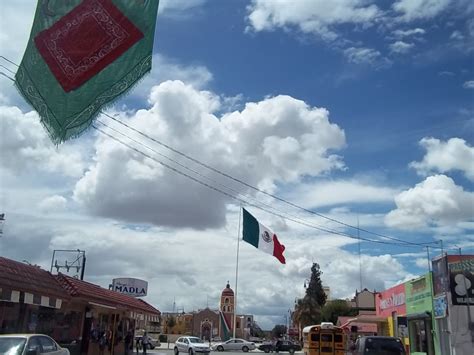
166;316;176;333
306;263;327;307
321;299;357;324
293;263;327;328
271;324;287;338
250;321;265;338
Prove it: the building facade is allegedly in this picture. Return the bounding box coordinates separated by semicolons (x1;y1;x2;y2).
162;282;257;341
432;253;474;355
0;257;160;355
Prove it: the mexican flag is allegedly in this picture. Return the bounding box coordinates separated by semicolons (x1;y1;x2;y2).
242;208;286;264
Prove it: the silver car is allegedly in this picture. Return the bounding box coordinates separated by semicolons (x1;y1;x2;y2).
212;338;256;352
175;336;211;355
0;334;70;355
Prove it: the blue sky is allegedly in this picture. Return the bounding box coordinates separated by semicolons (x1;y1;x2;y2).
0;0;473;329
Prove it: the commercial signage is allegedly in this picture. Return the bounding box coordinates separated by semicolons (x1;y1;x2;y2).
376;283;406;318
112;278;148;297
405;273;433;314
433;294;448;318
448;255;474;306
432;255;449;296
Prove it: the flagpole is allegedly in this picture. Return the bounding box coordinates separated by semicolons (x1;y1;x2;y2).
233;206;242;339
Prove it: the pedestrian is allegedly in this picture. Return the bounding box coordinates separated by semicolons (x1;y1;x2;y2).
99;332;107;355
136;335;140;354
141;332;150;355
125;330;133;355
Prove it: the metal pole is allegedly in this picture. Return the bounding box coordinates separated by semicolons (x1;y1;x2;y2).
233;207;242;339
357;216;362;291
50;250;56;273
426;246;431;272
80;251;86;280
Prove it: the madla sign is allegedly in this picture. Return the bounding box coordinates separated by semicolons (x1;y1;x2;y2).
112;278;148;297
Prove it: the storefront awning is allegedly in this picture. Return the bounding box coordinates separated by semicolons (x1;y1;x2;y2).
407;312;431;321
0;257;69;309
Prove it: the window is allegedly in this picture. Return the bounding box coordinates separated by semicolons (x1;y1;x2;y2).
334;334;343;343
409;319;428;353
320;334;332;342
365;338;404;354
38;337;57;353
310;334;320;342
27;337;41;352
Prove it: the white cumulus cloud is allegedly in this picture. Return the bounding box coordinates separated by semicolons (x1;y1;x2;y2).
0;106;86;178
385;175;474;229
393;0;452;22
38;195;67;213
392;28;426;38
463;80;474;89
343;47;392;68
73;80;346;229
390;40;415;54
246;0;380;41
410;137;474;181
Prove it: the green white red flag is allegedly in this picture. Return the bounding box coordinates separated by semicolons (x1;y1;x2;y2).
242;208;286;264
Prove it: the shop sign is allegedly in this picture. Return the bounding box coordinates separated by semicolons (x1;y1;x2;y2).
405;273;433;314
448;255;474;306
433;294;447;318
112;277;148;297
432;255;449;296
376;283;406;317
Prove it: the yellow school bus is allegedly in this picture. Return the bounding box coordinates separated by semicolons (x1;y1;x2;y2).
303;322;346;355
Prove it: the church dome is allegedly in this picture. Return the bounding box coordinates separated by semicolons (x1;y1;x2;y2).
222;282;234;296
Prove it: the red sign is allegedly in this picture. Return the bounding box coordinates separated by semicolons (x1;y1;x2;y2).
376;283;406;318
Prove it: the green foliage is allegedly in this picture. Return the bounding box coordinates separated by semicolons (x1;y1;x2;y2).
321;299;357;324
159;334;168;343
271;324;288;338
250;321;265;338
306;263;327;307
166;316;176;329
293;263;327;328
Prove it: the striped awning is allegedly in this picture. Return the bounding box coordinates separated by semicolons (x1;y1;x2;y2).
129;311;160;323
0;287;62;309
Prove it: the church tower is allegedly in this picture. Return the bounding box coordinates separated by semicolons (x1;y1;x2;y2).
220;281;235;335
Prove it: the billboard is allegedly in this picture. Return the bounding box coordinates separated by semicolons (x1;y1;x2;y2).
448;255;474;306
112;278;148;297
432;254;449;296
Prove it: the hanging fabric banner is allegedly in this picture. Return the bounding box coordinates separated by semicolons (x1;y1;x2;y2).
15;0;160;144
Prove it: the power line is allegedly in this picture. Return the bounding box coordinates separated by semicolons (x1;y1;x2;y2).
92;124;434;249
101;112;437;247
0;55;444;249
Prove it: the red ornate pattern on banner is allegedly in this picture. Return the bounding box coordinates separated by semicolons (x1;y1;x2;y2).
34;0;143;92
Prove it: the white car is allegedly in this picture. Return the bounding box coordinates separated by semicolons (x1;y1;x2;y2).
174;336;211;355
0;334;70;355
212;338;256;352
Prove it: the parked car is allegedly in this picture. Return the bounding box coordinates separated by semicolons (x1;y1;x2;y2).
0;334;70;355
212;338;256;352
351;336;406;355
175;336;211;355
258;340;301;354
135;335;160;350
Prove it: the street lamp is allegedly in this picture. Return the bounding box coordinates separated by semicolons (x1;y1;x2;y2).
303;278;310;288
